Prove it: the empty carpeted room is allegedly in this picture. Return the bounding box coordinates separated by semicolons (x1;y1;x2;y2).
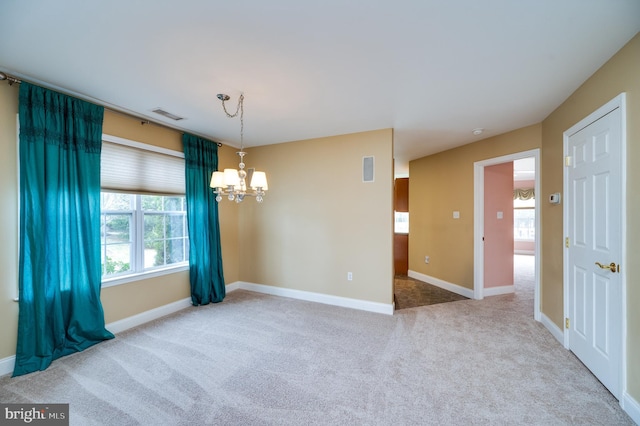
1;2;640;425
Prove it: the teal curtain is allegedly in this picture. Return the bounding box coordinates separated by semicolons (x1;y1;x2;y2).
183;134;225;305
14;83;114;377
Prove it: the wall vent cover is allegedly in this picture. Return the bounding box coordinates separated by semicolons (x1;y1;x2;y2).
151;108;185;121
363;156;375;182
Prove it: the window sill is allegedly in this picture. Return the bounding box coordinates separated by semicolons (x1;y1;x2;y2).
101;263;189;288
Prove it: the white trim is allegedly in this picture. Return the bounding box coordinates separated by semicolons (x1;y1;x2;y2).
621;94;629;410
514;249;535;255
0;355;15;377
234;281;394;315
105;297;192;334
562;93;626;400
15;114;20;301
407;270;474;299
540;312;564;344
225;282;241;292
102;133;185;158
622;392;640;425
102;264;189;288
0;296;193;377
473;148;541;321
483;285;515;297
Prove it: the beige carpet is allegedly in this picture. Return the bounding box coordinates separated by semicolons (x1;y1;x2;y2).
0;261;632;425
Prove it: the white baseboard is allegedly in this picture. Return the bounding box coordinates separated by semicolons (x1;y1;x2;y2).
483;285;515;297
1;285;393;377
407;270;474;299
514;250;535;255
106;297;192;334
4;285;639;424
225;282;241;292
540;312;564;344
234;281;394;315
622;391;640;425
0;297;193;377
0;355;15;377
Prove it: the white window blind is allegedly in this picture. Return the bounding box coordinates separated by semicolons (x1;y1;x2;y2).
101;137;185;195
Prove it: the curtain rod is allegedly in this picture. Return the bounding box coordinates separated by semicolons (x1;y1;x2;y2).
0;71;223;147
0;71;21;85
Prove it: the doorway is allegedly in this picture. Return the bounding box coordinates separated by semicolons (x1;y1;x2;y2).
473;149;541;321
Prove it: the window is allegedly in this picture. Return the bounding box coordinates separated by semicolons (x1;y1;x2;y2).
100;135;189;285
394;212;409;234
514;197;535;241
100;193;189;280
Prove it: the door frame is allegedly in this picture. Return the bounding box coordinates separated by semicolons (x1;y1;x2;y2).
562;93;627;399
473;148;541;320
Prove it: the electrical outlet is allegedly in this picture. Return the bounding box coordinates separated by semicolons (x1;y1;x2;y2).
425;256;430;264
347;272;353;281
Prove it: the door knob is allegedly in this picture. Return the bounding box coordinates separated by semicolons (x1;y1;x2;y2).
595;262;619;273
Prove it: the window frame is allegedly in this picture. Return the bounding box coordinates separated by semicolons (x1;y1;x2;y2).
101;193;190;288
100;135;189;288
513;206;535;242
394;211;409;234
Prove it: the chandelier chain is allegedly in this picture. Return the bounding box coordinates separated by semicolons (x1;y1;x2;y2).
211;92;266;203
221;94;244;150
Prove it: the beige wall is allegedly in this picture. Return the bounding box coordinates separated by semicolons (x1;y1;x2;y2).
408;124;541;289
0;83;20;360
540;32;640;400
408;32;639;403
238;129;395;304
211;143;241;285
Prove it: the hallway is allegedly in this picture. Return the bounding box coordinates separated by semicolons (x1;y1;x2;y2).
395;254;534;310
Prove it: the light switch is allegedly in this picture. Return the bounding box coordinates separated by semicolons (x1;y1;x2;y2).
453;211;460;219
549;193;561;204
497;211;503;219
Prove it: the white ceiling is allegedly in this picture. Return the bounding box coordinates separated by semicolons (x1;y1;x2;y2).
1;1;638;176
514;157;535;182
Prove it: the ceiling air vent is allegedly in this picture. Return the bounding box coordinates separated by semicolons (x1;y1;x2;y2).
151;108;184;121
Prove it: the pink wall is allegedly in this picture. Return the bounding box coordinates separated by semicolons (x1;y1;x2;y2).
484;162;514;288
514;240;535;253
514;179;535;189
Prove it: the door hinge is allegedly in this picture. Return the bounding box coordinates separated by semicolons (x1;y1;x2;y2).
565;156;572;167
565;237;570;248
565;318;570;329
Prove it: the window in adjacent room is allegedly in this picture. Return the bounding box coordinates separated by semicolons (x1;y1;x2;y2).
514;197;535;241
394;212;409;234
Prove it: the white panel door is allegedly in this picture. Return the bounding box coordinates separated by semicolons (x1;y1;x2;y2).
567;107;622;399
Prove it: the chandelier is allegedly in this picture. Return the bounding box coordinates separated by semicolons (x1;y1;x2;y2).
210;93;268;203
